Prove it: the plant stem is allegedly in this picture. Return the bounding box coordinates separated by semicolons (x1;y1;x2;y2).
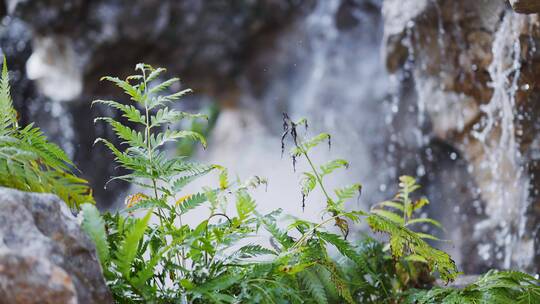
302;150;332;205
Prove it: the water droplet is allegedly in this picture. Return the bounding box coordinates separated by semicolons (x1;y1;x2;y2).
416;165;425;176
450;152;457;160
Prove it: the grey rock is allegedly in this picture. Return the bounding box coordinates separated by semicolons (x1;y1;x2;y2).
0;187;112;303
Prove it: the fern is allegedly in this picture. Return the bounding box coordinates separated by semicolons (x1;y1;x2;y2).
83;66;536;304
300;269;329;304
404;270;540;304
368;176;458;283
115;210;152;278
0;57;93;209
81;204;110;265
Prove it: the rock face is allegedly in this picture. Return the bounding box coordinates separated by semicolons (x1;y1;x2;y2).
0;0;315;206
511;0;540;14
0;187;112;303
383;0;540;272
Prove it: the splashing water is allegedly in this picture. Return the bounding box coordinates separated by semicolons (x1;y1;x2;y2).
471;13;530;268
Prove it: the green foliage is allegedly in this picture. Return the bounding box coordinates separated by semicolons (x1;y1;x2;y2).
81;204;110;265
78;65;538;304
404;270;540;304
369;176;458;284
0;57;93;209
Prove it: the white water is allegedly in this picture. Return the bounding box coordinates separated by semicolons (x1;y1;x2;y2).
470;13;531;268
194;0;389;227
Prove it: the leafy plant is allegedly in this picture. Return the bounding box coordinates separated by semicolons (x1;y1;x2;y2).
87;64;404;303
0;57;93;209
404;270;540;304
368;176;458;285
281;114;458;283
80;63;539;304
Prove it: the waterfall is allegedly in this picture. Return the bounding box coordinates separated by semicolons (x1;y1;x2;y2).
470;13;532;269
200;0;389;226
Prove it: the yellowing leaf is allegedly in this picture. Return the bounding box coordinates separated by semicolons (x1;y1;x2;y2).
124;193;148;208
175;194;193;206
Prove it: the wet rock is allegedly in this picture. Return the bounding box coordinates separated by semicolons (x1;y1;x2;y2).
0;187;112;303
510;0;540;14
383;0;540;272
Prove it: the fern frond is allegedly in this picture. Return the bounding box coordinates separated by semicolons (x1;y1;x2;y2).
92;100;146;125
299;269;328;304
101;76;144;103
145;67;166;83
151;129;207;149
406;218;443;229
290;133;331;156
115;210;152;278
0;56;16;133
300;172;317;198
95;117;145;148
178;192;207;214
81;204;110;265
149;77;179;95
320;159;348;176
236;190;256;220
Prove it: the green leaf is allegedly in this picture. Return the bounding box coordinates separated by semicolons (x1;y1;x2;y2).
371;209;404;225
236;190;256;220
95;117;145;148
0;56;16;132
115;210;152;278
149;77;179;94
178;192;207;214
406;218;443;229
317;232;370;273
320;159;349;176
378;200;404;212
300;172;317;196
101;76;143;103
81;204;110;265
146;67;166;83
92;100;145;125
152;129;207;149
299;269;328;304
335;184;362;203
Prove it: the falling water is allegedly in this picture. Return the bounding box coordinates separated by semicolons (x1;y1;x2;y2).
470;13;530;268
200;0;389;225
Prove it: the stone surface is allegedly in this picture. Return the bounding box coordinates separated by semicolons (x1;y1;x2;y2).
511;0;540;14
0;187;112;303
383;0;540;272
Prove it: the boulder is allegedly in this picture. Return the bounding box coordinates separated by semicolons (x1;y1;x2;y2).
0;187;112;303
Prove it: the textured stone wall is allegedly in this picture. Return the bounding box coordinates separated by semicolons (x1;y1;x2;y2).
383;0;540;272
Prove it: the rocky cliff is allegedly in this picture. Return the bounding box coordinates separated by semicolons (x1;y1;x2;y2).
383;0;540;272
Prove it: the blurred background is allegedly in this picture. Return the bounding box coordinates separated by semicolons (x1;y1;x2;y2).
1;0;539;275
